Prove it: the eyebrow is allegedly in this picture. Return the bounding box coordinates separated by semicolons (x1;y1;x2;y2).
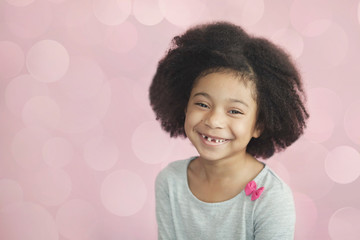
192;92;249;108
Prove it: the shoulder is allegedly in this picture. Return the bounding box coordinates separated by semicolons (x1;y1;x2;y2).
251;165;296;237
260;166;293;201
155;158;192;187
254;165;295;222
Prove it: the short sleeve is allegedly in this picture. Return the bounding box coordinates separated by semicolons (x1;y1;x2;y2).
155;169;176;240
253;184;296;240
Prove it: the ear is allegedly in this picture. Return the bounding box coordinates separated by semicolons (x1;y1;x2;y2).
252;123;263;139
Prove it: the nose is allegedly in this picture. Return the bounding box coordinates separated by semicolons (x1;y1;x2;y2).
204;109;225;129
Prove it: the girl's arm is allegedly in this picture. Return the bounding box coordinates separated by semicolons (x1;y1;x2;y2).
155;170;176;240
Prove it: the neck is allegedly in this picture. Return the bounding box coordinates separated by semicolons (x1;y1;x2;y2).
197;153;250;183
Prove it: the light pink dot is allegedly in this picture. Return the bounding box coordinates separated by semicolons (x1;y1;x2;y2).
271;27;304;59
55;56;104;100
4;0;53;39
64;16;107;46
6;0;34;7
0;179;23;208
266;161;291;185
11;127;50;169
101;170;147;216
306;22;348;67
56;199;98;240
293;192;318;239
132;80;155;116
0;41;24;79
0;202;59;240
26;40;70;83
253;0;291;34
65;124;104;146
83;136;119;171
105;21;138;53
238;0;265;27
290;0;333;37
22;96;61;129
5;74;49;116
304;109;335;143
278;139;334;199
133;0;164;26
27;166;72;206
329;207;360;240
132;121;175;164
307;88;343;123
276;139;315;172
158;0;207;27
304;88;343;142
325;146;360;184
344;100;360;146
92;0;132;26
203;0;264;27
55;81;111;134
42;137;73;168
61;0;92;28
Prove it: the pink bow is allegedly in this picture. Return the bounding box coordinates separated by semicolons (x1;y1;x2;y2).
245;181;264;201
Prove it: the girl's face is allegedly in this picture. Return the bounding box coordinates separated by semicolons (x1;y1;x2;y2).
184;71;261;162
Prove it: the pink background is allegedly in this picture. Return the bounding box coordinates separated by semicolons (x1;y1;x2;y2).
1;0;360;239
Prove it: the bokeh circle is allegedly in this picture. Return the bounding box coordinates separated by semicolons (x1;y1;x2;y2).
11;127;50;169
42;137;73;168
325;145;360;184
22;96;61;129
92;0;132;26
158;0;207;27
101;170;147;216
4;0;53;39
105;21;138;53
290;0;333;37
344;100;360;146
328;207;360;240
132;121;175;164
271;27;304;59
133;0;163;26
0;41;24;79
56;199;98;240
26;40;70;83
0;179;23;208
27;166;72;206
4;74;49;116
0;202;59;240
293;192;318;239
83;136;119;171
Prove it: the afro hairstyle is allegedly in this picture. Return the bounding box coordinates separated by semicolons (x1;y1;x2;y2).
149;21;309;159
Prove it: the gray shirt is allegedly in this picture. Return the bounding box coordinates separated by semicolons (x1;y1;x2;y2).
155;157;295;240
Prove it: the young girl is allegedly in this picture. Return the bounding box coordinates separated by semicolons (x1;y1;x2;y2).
149;22;308;240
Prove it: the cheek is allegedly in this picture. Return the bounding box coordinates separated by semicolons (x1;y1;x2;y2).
231;119;255;136
184;110;201;132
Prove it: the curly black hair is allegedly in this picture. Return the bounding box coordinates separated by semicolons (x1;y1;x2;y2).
149;22;309;159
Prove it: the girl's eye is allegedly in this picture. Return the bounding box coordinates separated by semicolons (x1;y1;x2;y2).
195;103;209;108
229;109;243;115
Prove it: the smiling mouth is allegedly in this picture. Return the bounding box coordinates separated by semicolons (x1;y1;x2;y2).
200;133;229;144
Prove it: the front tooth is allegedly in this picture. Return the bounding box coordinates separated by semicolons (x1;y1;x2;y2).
208;137;212;142
216;139;219;143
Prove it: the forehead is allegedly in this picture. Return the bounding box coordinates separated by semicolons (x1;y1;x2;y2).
191;70;258;102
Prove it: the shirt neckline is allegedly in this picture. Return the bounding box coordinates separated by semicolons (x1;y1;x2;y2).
184;156;268;206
